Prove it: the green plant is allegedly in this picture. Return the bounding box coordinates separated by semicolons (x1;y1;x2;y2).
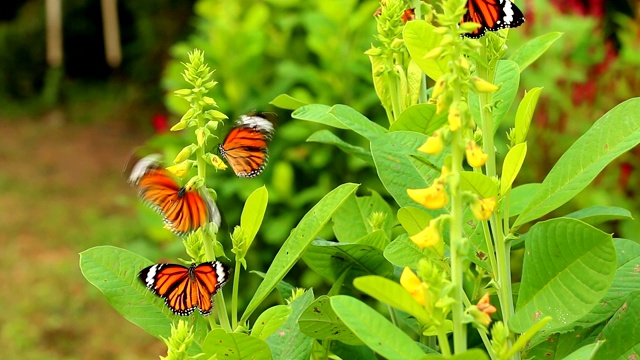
82;0;640;358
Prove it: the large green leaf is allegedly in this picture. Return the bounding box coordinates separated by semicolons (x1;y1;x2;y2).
593;291;640;360
469;60;520;133
371;131;446;209
241;183;359;323
524;326;601;360
460;171;498;198
202;329;272;360
564;206;634;226
266;289;315;360
302;239;393;284
500;143;527;195
397;207;432;236
333;191;393;243
330;341;377;360
79;246;208;349
270;93;308;110
502;183;541;217
510;218;617;333
298;295;362;345
384;234;432;268
554;238;640;331
307;130;374;165
330;296;427;360
251;305;292;340
403;21;448;81
353;276;430;324
514;98;640;228
390;104;447;134
509;32;563;72
293;104;349;129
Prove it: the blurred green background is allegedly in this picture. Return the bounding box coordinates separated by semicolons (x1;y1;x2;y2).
1;0;638;358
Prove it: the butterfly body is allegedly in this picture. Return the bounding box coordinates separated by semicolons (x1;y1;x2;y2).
139;261;229;316
219;113;275;178
129;154;221;235
462;0;525;38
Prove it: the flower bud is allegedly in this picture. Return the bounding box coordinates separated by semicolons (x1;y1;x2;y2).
400;267;426;305
471;77;499;93
166;161;193;178
448;104;461;131
206;153;228;171
418;132;443;155
431;76;447;99
410;219;441;248
173;144;196;164
471;197;496;220
407;181;448;209
466;141;488;168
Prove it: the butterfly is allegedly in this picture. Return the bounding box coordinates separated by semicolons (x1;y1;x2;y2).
138;261;229;316
462;0;525;38
128;154;221;235
218;112;275;178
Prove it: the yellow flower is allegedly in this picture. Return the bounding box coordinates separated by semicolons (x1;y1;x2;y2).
400;267;426;305
206;154;228;171
410;219;441;248
418;132;443;155
466;141;488;168
407;181;448;209
431;76;446;99
471;77;499;93
471;197;496;220
166;161;193;178
173;145;195;164
448;104;461;131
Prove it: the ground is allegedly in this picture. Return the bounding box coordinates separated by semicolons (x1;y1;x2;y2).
0;115;166;359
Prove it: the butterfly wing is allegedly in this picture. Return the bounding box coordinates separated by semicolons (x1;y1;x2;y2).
219;114;275;178
462;0;525;38
129;154;221;235
138;262;229;316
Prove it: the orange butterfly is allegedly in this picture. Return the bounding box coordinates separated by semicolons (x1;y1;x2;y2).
138;261;229;316
462;0;525;38
219;113;275;178
129;154;221;235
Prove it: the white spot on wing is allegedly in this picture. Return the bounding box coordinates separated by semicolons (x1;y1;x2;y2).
145;264;160;288
237;115;275;135
129;154;162;184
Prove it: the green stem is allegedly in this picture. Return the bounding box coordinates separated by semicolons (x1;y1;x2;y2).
436;328;452;357
231;259;241;329
450;129;467;354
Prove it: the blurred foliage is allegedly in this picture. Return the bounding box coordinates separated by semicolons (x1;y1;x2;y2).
504;0;640;240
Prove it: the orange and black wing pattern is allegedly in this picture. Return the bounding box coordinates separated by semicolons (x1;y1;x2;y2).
462;0;525;38
129;154;220;235
138;261;229;316
219;113;275;178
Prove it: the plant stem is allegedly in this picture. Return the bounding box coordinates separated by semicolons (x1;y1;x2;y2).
450;129;467;354
231;258;241;329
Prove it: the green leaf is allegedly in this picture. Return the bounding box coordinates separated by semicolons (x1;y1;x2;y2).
564;206;634;226
510;218;617;333
202;329;272;360
241;183;359;323
302;239;393;284
509;32;563;72
251;305;292;340
333;191;393;243
328;104;388;140
371;131;446;209
330;341;377;360
503;183;541;217
563;343;600;360
397;207;432;236
293;104;349;129
422;349;490;359
554;238;640;331
298;295;362;345
593;291;640;360
266;289;315;360
307;130;374;166
330;296;427;360
403;21;447;81
514;98;640;228
500;143;527;195
270;93;308;110
355;230;390;251
384;234;431;269
390;104;447;134
524;326;602;360
79;246;207;349
353;276;430;324
469;60;520;133
514;88;542;144
241;185;268;253
460;171;498;198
